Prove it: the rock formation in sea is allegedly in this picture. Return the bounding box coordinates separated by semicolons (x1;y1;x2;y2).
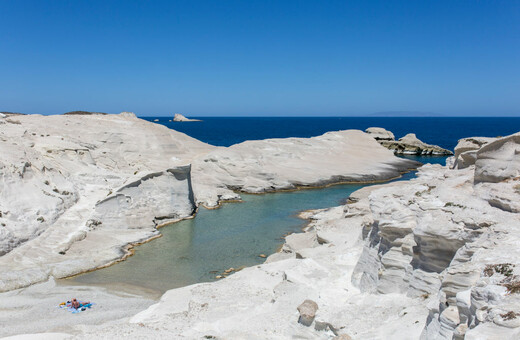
0;114;415;292
365;127;453;155
173;113;202;122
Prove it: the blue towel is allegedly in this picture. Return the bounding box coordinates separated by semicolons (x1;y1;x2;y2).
58;301;95;313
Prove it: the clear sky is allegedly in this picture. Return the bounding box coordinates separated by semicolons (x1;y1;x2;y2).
1;0;519;116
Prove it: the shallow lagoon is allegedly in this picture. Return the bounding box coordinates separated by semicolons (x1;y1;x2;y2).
67;157;444;294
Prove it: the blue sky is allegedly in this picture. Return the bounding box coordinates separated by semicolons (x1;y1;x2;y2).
1;0;519;116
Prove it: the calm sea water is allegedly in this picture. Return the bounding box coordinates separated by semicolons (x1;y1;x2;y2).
66;117;519;294
143;116;520;150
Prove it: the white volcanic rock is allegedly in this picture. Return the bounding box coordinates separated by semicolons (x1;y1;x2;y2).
0;116;420;292
192;130;419;207
365;127;395;141
68;182;431;339
63;131;520;340
173;113;202;122
474;132;520;183
366;128;453;156
380;133;453;155
0;113;213;291
450;136;496;169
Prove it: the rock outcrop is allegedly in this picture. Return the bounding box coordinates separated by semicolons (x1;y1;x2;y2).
381;133;453;155
297;299;319;326
366;127;453;155
173;113;202;122
352;132;520;339
365;127;395;141
0;115;417;292
7;114;517;339
56;131;520;340
191;130;420;207
449;137;496;169
0;113;213;291
474;132;520;183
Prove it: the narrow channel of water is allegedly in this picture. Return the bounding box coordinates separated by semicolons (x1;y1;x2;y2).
64;157;445;294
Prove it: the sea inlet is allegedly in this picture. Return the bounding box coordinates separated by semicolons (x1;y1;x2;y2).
64;157;444;295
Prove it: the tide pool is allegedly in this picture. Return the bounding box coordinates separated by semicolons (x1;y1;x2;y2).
66;158;444;294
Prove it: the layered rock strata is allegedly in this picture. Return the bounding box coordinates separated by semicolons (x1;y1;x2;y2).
366;127;453;155
0;113;213;291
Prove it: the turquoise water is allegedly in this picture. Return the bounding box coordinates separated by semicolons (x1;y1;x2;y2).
66;164;437;294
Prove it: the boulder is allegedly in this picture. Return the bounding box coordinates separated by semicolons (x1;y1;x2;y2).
452;137;495;169
297;299;319;326
474;132;520;183
365;127;395;141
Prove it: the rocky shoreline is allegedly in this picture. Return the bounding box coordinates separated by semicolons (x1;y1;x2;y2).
0;113;417;293
1;113;518;339
68;131;518;340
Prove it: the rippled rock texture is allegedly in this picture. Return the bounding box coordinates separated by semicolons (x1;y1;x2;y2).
353;132;520;339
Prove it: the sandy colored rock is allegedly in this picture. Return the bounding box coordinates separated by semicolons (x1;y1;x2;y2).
297;299;319;326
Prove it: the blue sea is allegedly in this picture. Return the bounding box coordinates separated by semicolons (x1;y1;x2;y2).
142;117;520;151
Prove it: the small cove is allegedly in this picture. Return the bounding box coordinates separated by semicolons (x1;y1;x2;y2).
64;157;445;295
